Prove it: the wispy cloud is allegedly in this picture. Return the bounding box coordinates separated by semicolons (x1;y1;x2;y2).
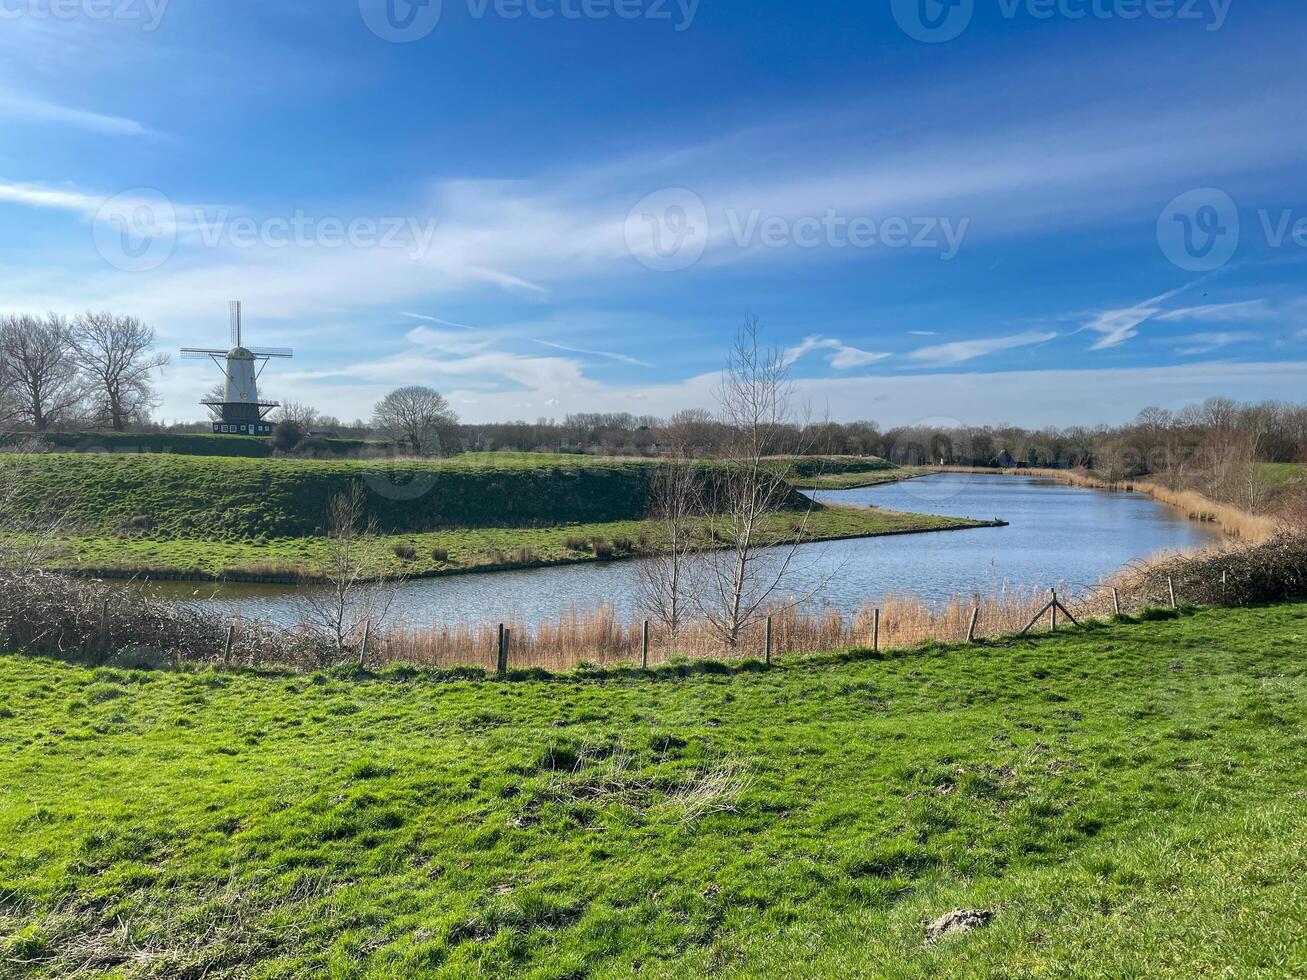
1155;300;1274;323
784;336;890;369
532;339;652;367
0;91;151;137
907;330;1057;365
907;330;937;337
1174;331;1257;356
1082;285;1196;350
401;312;478;329
0;178;109;216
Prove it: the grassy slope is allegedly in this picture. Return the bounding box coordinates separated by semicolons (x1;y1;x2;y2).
1;604;1303;977
0;452;661;539
54;506;983;579
791;466;930;490
1;431;372;458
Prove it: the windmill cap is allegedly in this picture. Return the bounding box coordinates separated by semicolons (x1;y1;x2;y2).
227;346;256;359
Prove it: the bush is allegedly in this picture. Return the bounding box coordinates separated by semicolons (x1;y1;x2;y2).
591;540;614;559
392;543;417;560
430;547;450;563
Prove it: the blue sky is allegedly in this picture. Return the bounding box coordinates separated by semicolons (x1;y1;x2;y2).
2;0;1305;426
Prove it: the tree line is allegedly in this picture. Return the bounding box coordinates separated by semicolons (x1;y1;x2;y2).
0;313;168;432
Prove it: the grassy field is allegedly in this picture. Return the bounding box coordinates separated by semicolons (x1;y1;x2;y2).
52;506;987;580
1;431;373;458
1;603;1303;977
791;466;929;491
0;452;664;539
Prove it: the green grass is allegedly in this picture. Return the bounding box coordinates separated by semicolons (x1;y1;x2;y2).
1260;462;1305;489
1;431;373;458
51;506;985;579
791;466;930;490
0;452;663;540
1;604;1303;977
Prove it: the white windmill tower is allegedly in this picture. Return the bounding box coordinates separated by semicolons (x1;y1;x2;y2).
180;301;294;436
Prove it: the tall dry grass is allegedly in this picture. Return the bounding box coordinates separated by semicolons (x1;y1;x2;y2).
378;587;1069;671
940;467;1278;542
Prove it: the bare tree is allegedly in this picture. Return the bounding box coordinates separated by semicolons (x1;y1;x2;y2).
372;386;458;456
0;314;83;431
68;312;168;431
694;317;828;648
635;457;701;642
274;401;323;430
296;483;393;666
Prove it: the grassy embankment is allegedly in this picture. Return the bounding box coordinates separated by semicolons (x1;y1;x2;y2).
0;603;1303;977
0;431;373;458
0;452;986;580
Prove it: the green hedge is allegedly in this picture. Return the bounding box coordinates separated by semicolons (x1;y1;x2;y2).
0;452;661;539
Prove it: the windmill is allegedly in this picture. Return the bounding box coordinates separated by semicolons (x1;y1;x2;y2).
181;301;294;436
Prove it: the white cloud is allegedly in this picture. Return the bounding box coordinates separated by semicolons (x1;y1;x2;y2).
907;331;1057;365
0;178;109;216
0;91;151;136
1156;300;1274;323
783;336;890;369
908;330;937;336
532;339;652;367
1175;331;1257;356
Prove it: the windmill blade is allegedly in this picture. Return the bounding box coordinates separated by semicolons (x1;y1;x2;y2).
180;348;228;358
249;347;294;358
230;300;242;347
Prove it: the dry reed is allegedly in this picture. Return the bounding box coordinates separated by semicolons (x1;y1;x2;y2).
940;467;1278;542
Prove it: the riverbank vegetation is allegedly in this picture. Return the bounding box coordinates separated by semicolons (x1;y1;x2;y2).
1;602;1303;977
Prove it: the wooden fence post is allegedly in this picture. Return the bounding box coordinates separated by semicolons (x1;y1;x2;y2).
966;607;979;643
1050;590;1058;632
642;620;650;669
1168;577;1178;609
223;623;235;667
1111;587;1121;617
872;608;880;653
496;626;511;675
765;616;773;665
358;620;371;671
496;623;505;675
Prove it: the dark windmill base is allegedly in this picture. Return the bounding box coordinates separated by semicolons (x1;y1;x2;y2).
213;420;274;436
204;399;278;437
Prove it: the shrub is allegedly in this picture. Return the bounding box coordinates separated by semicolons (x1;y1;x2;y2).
591;540;614;559
563;535;589;551
392;543;418;560
430;547;450;563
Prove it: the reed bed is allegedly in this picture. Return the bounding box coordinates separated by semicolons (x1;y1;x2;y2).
379;587;1073;671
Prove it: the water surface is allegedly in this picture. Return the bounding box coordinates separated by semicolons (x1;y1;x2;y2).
158;473;1221;628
